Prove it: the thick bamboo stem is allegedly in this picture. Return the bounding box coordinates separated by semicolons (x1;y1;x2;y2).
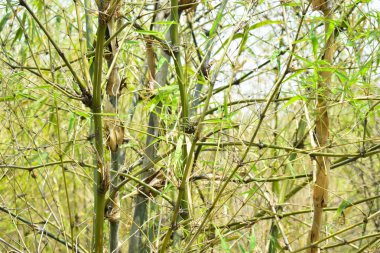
91;19;108;253
309;2;335;252
102;9;124;251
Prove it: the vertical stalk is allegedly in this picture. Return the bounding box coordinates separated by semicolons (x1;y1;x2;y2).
74;0;91;87
171;0;191;225
128;5;167;252
104;8;124;251
83;0;95;80
54;95;75;252
268;99;280;253
160;2;232;250
309;2;335;252
83;0;93;49
91;19;108;253
83;0;94;248
171;0;189;125
128;185;148;253
128;93;160;253
42;0;54;82
109;151;122;252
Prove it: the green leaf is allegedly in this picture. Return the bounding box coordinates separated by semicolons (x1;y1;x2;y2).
334;69;348;83
238;25;249;55
18;92;37;101
136;29;161;36
215;226;231;252
287;162;296;178
125;40;139;45
290;52;314;66
67;113;76;134
0;96;15;102
271;50;282;68
269;234;280;252
336;199;351;216
238;243;246;253
249;227;257;251
31;96;48;112
11;27;23;47
157;85;178;95
0;13;11;33
310;24;318;58
152;21;176;25
249;20;283;31
292;37;309;45
209;0;228;36
73;110;90;119
157;55;169;72
283;95;306;108
174;135;184;173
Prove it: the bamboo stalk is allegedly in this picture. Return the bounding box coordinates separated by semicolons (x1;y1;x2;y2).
170;0;192;229
74;0;92;88
128;4;168;252
91;16;108;253
103;6;124;251
309;2;335;252
54;95;75;252
160;1;231;250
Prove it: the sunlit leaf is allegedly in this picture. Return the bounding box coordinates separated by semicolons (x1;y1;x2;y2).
0;13;11;33
215;226;231;253
249;20;283;31
249;227;256;251
209;0;228;36
336;199;351;216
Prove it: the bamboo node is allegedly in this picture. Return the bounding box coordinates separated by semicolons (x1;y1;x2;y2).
105;202;120;222
81;91;93;107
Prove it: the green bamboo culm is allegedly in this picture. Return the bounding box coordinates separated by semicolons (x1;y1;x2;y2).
91;17;108;253
171;0;188;126
171;0;191;225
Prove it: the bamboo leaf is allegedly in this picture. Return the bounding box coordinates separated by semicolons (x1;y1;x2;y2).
334;69;348;83
215;226;231;253
238;25;249;55
209;0;228;36
11;27;23;46
249;227;257;251
0;13;11;33
283;95;306;108
73;110;90;119
238;244;246;253
290;52;314;66
152;21;176;25
310;24;318;58
67;113;75;134
136;29;162;36
248;20;283;31
336;199;351;216
174;135;184;172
